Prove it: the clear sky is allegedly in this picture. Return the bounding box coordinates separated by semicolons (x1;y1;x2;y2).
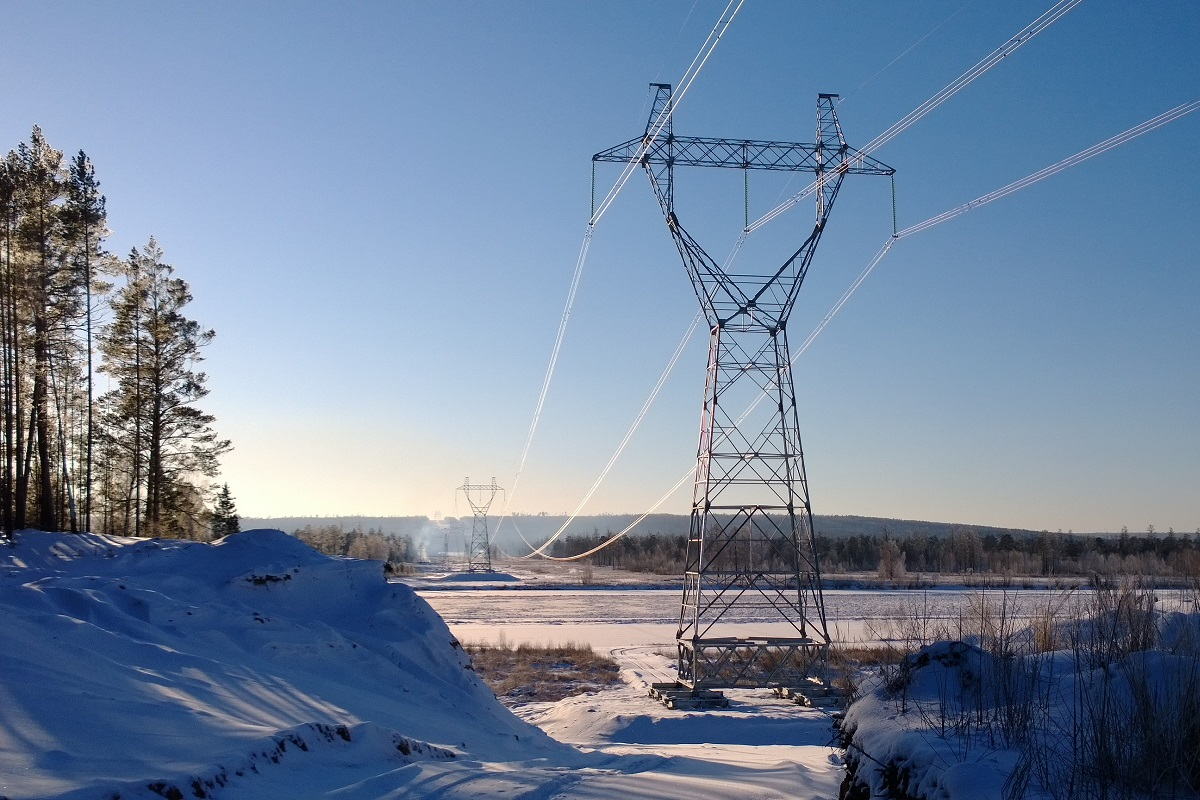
3;1;1197;533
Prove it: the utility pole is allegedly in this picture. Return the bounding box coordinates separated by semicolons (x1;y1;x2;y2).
594;84;893;693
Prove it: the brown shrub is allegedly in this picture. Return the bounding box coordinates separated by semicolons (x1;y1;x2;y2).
464;641;621;704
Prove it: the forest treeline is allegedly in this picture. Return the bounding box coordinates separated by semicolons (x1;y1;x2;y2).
292;524;415;564
0;127;230;539
542;526;1200;580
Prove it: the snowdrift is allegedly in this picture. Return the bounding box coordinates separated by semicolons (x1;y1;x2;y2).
0;530;575;800
840;630;1200;800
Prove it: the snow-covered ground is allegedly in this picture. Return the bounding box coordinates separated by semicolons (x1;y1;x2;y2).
1;531;845;799
840;618;1200;799
415;572;1200;800
415;583;1111;649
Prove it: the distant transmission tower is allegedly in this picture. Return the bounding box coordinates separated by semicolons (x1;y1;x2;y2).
456;477;503;573
594;84;894;690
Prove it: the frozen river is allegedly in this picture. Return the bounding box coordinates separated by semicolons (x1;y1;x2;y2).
416;586;1091;650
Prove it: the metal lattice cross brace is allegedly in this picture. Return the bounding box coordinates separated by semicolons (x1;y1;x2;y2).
594;84;893;689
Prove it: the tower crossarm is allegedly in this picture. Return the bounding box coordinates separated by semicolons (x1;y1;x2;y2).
593;86;894;330
459;481;502;516
460;483;501;493
593;135;893;177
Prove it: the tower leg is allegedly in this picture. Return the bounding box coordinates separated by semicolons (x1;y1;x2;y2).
676;324;829;688
468;514;493;573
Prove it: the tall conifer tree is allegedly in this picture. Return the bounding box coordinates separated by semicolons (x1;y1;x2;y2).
64;151;107;533
99;239;229;537
0;157;18;537
12;127;67;531
0;129;232;539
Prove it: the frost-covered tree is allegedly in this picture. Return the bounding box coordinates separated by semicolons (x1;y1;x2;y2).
63;150;108;532
11;128;67;532
0;129;231;540
98;239;230;537
878;538;907;580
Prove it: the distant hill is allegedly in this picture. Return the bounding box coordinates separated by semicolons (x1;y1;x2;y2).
241;515;435;539
243;512;1069;552
810;515;1060;541
492;513;1061;545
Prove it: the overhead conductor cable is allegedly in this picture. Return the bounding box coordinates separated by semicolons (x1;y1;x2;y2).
540;0;1082;558
542;98;1198;562
523;312;703;558
715;0;1083;281
810;98;1200;359
494;0;745;547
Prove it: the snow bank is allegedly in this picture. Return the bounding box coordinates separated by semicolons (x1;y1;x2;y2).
839;641;1018;800
840;631;1200;800
0;530;570;800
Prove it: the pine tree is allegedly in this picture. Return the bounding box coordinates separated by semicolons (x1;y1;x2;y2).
63;151;107;533
98;239;230;537
0;128;100;535
211;483;239;538
0;129;232;539
0;156;18;537
11;127;74;532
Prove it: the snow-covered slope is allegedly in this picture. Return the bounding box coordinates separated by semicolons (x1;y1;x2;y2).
840;632;1200;800
0;530;574;800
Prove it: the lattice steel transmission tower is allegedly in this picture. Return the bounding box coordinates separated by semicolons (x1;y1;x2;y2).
594;84;893;690
457;477;503;573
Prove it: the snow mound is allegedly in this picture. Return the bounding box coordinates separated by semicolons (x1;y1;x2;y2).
840;635;1200;800
52;722;457;800
840;641;1018;800
0;529;571;800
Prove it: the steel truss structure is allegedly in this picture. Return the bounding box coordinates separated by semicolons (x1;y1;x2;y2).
457;477;502;573
594;84;893;689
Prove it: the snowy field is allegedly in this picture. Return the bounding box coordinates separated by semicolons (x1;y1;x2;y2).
1;530;845;800
416;583;1097;651
9;531;1190;799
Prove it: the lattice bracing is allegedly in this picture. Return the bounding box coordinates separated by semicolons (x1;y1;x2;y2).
595;84;893;689
458;477;502;573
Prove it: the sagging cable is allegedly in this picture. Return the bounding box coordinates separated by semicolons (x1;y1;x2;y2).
493;0;745;547
743;0;1083;237
523;312;703;558
546;96;1198;563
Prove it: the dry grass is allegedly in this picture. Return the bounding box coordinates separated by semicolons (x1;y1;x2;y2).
830;644;907;669
464;640;622;705
828;644;908;696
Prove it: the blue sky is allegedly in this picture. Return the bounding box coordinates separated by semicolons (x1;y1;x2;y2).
3;1;1197;533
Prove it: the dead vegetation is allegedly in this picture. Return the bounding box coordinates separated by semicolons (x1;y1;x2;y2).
464;639;622;705
830;643;907;670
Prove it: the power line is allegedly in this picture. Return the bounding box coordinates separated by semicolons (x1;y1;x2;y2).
789;98;1200;356
537;97;1198;563
741;0;1082;239
493;0;746;548
895;99;1200;239
591;0;746;225
522;312;702;558
838;0;975;106
533;469;694;562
